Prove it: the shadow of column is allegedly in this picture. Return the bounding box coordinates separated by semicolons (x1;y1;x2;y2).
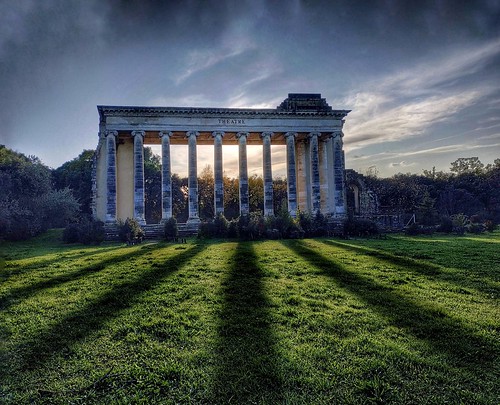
283;240;497;373
7;242;207;372
211;241;283;403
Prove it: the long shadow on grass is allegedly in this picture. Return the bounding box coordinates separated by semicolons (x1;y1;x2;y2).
0;245;156;310
324;240;499;298
212;241;283;403
0;245;124;282
8;242;207;372
284;240;497;373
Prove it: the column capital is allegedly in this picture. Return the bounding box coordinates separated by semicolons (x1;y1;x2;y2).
308;131;321;139
186;131;199;138
159;131;173;138
236;131;249;139
131;130;145;138
105;130;118;138
331;130;343;139
284;131;297;139
260;131;274;139
212;131;225;138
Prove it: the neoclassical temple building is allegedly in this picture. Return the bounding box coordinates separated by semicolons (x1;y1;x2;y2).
92;94;350;227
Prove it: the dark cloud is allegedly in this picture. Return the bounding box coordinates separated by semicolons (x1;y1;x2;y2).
0;0;499;173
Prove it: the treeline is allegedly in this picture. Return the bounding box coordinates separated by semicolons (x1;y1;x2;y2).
0;146;80;240
363;157;500;226
1;144;498;241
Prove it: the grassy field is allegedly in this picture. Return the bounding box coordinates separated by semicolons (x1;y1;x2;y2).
0;230;498;404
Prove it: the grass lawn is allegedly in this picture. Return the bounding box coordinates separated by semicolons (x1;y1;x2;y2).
0;230;498;404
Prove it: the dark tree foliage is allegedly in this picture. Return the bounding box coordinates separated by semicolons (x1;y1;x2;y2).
366;157;500;225
53;150;94;215
0;145;79;240
143;147;162;223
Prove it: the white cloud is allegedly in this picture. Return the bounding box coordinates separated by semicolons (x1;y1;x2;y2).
341;38;500;151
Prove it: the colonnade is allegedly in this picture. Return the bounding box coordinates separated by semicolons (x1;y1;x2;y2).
103;129;346;225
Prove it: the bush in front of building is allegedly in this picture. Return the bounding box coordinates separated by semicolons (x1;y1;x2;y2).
343;217;379;237
63;217;105;245
118;218;145;244
164;217;178;240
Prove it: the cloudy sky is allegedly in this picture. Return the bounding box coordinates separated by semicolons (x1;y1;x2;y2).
1;0;499;178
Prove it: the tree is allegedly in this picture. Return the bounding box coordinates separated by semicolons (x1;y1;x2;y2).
53;150;94;215
0;145;79;240
223;175;239;219
144;147;162;223
248;174;264;214
198;165;214;219
172;174;188;222
450;157;485;175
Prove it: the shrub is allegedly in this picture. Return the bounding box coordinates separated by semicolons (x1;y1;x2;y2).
437;216;453;233
451;213;469;236
312;211;328;237
118;218;144;244
484;220;497;232
343;218;379;237
467;223;485;234
213;213;229;237
198;220;216;239
63;223;80;243
164;217;178;240
63;218;105;245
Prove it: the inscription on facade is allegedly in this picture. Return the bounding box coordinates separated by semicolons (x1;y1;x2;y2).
218;118;246;125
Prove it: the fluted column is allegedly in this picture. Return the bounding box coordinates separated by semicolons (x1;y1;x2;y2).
213;131;225;216
187;131;200;224
325;135;335;214
132;130;146;224
332;130;347;216
285;132;297;217
105;130;117;223
159;131;172;221
237;132;249;216
261;132;274;216
309;132;321;213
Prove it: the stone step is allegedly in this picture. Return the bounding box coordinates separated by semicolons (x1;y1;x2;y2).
103;222;199;241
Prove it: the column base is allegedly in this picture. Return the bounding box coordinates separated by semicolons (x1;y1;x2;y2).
187;217;201;225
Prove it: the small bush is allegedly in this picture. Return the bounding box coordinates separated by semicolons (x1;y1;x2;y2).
437;216;453;233
484;220;497;232
451;213;469;236
344;218;379;237
63;218;104;245
467;223;485;234
118;218;144;244
164;217;178;240
213;213;229;237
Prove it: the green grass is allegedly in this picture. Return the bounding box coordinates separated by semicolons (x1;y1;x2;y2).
1;230;499;404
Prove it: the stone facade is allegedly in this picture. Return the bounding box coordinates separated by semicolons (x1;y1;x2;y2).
93;94;350;224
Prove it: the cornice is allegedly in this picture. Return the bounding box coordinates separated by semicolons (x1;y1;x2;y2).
97;105;350;120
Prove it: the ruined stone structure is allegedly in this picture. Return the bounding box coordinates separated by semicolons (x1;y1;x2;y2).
92;94;350;227
345;169;379;216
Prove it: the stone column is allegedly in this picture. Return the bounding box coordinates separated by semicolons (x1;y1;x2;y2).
105;130;117;223
285;132;298;217
132;130;146;225
237;132;249;216
333;130;347;216
212;131;225;216
261;132;274;216
159;131;172;221
325;135;335;214
309;132;321;213
187;131;200;224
